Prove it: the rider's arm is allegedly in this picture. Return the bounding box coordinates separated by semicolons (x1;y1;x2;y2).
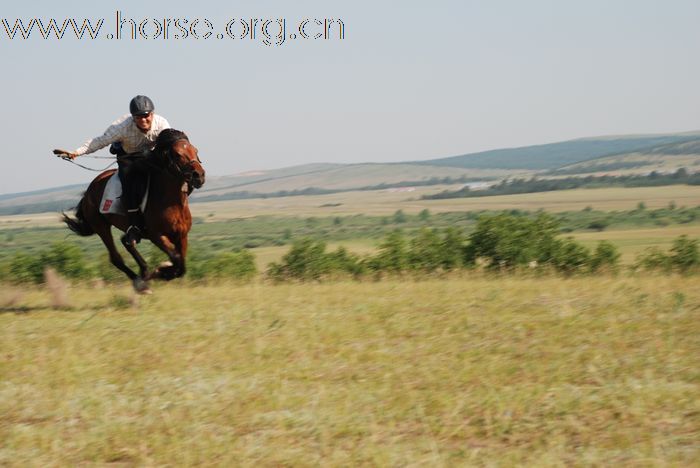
73;116;130;157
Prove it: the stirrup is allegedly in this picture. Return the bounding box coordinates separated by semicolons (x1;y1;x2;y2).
123;225;142;245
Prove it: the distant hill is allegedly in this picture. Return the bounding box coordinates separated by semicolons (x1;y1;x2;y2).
2;130;699;215
550;137;700;175
412;133;700;170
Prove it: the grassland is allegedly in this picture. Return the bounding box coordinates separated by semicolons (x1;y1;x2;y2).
2;184;700;465
193;185;700;220
1;276;698;466
1;185;699;228
571;225;700;263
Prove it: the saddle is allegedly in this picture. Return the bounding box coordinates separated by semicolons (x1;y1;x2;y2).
99;173;150;215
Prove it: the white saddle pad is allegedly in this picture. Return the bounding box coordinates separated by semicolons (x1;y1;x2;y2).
99;173;149;215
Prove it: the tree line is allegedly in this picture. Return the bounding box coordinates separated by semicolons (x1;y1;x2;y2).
423;168;700;200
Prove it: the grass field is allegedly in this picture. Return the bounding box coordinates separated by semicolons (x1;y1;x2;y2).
570;225;700;263
1;276;698;466
191;185;700;220
3;185;698;229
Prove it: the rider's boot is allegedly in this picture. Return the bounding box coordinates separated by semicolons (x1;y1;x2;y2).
123;209;143;245
119;159;147;246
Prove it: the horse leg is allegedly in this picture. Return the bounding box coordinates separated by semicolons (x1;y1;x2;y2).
120;236;151;280
146;234;187;281
95;226;151;294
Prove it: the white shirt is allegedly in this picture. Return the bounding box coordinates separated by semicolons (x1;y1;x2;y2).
73;114;171;156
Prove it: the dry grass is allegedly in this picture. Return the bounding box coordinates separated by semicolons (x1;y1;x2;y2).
1;185;699;229
1;276;698;466
191;185;700;221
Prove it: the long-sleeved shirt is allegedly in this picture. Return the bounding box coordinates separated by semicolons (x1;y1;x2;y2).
73;114;171;156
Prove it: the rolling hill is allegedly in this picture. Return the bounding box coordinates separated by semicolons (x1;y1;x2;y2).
2;131;699;215
411;133;700;170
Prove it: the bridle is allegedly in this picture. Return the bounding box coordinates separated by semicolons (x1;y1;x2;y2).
160;139;203;184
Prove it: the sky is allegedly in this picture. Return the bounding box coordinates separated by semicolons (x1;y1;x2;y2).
1;0;699;194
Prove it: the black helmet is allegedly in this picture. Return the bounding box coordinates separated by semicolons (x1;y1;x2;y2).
129;95;154;116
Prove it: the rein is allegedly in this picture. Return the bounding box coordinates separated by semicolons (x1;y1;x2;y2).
60;155;118;172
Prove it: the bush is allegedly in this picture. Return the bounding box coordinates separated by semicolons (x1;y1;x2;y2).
8;252;44;283
468;213;560;270
408;228;443;272
7;242;91;283
267;239;366;281
368;230;409;272
202;250;257;281
590;241;621;273
40;242;92;280
550;237;591;275
393;210;407;224
635;247;671;273
634;236;699;274
669;235;699;273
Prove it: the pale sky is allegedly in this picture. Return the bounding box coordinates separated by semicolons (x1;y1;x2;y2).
2;0;699;194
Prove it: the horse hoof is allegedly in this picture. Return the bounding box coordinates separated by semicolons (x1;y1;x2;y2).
133;278;152;295
158;261;173;268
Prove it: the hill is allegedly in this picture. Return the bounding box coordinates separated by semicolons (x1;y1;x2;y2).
2;130;699;215
550;137;700;175
413;133;700;170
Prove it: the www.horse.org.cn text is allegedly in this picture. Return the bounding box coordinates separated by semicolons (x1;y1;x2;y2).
0;11;345;46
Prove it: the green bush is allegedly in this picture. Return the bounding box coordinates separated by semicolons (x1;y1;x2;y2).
8;252;44;283
40;242;92;279
550;238;591;275
634;236;699;274
669;235;699;273
7;242;91;283
408;228;443;272
589;241;621;273
393;210;407;224
267;239;366;281
635;247;672;273
468;213;560;270
368;230;409;272
201;250;257;281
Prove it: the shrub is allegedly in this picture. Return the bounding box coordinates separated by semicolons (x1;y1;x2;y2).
669;235;699;273
590;241;621;273
393;210;407;224
635;247;671;273
408;228;443;272
40;242;92;280
267;239;365;281
9;252;44;283
368;230;409;272
550;237;591;275
267;238;331;281
7;242;90;283
203;250;257;281
468;213;559;270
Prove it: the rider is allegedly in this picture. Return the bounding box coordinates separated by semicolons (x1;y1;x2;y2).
53;95;171;245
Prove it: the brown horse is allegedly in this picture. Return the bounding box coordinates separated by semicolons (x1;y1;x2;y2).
62;129;205;293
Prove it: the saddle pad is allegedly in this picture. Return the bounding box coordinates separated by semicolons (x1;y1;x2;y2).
99;173;149;215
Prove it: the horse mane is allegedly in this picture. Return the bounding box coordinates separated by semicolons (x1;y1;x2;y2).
154;128;189;154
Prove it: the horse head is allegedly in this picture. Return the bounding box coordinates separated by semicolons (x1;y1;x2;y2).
154;129;206;189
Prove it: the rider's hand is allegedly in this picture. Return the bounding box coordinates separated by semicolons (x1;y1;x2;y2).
53;149;77;160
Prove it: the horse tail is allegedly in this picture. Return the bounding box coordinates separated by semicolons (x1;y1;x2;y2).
62;197;94;237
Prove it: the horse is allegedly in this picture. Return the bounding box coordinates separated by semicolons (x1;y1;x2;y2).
62;129;206;294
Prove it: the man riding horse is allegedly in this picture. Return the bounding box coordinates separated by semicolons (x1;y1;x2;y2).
53;95;170;246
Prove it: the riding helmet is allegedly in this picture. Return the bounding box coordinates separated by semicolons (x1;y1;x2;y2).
129;95;155;116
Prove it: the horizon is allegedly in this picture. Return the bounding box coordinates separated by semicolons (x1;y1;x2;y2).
2;0;699;194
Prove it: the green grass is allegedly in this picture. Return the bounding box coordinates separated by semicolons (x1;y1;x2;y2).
1;276;698;465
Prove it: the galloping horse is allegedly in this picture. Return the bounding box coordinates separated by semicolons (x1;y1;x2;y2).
62;129;205;293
